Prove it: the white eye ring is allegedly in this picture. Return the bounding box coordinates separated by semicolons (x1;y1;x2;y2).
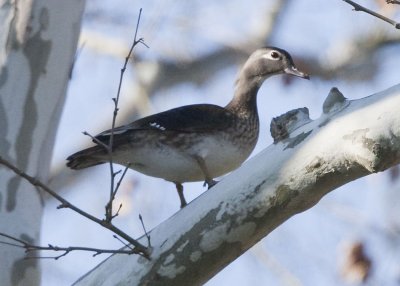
263;51;281;60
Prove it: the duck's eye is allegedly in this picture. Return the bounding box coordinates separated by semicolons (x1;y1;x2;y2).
262;50;282;60
270;51;280;59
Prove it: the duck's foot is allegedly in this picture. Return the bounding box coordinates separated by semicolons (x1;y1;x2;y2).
203;179;218;189
174;182;187;208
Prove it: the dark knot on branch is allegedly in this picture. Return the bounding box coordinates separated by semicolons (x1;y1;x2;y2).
270;107;311;143
323;87;348;114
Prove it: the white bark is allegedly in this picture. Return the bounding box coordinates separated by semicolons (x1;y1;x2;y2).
74;84;400;286
0;1;85;285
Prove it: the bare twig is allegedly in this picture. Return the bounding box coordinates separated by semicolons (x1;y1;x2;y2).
104;8;148;223
113;164;131;199
0;155;150;258
139;214;151;247
387;0;400;5
343;0;400;29
113;235;132;249
80;9;147;223
0;232;138;259
111;203;123;220
82;131;109;150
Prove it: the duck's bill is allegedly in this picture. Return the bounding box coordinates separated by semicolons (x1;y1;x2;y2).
284;66;310;79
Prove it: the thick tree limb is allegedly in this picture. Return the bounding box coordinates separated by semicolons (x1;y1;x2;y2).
73;84;400;285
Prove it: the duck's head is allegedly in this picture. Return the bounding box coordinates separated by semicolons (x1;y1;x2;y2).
241;47;309;85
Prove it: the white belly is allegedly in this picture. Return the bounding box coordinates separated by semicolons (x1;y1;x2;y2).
112;136;254;183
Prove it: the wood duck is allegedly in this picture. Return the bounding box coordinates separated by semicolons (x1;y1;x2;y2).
67;47;309;208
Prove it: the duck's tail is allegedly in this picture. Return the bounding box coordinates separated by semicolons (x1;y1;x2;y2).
66;146;107;170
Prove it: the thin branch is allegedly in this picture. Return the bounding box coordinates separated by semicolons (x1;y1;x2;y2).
0;232;138;260
113;235;132;249
387;0;400;4
139;214;151;247
343;0;400;29
113;163;131;199
105;8;147;223
0;155;150;258
82;131;109;150
81;9;147;223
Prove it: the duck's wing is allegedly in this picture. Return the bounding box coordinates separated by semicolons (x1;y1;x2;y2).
95;104;235;143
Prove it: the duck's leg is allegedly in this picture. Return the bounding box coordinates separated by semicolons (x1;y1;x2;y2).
174;182;187;208
193;156;218;189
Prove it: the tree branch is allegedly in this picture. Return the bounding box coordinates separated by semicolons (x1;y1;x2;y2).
0;155;149;258
74;84;400;285
343;0;400;29
0;232;138;259
104;8;148;223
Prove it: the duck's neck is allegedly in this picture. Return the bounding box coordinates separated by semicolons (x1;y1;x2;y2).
225;74;266;118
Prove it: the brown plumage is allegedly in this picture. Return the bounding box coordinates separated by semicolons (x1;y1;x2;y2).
67;47;309;207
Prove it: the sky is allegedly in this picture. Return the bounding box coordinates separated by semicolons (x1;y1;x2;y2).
41;0;400;285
